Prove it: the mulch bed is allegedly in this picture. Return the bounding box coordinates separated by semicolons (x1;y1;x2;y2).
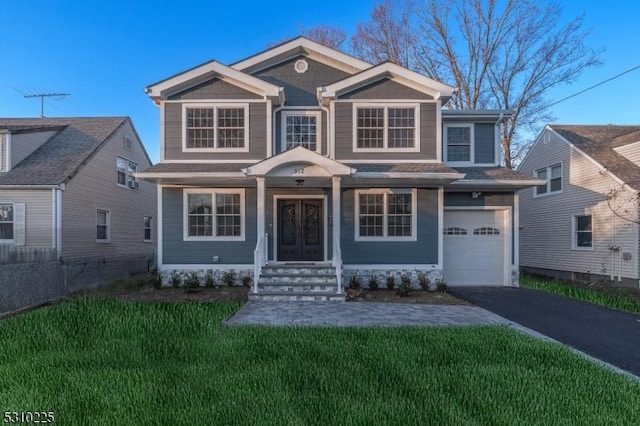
346;289;470;305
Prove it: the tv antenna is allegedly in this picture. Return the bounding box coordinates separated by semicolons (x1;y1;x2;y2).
23;92;70;117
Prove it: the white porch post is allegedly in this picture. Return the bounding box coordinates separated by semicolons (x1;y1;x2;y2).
256;177;266;240
332;176;342;293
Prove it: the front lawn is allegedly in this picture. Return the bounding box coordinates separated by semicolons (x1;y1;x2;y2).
1;299;639;424
521;274;640;314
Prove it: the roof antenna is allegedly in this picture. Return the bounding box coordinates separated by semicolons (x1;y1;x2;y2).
23;92;70;118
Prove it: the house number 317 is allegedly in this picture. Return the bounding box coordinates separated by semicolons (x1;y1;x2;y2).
293;168;305;175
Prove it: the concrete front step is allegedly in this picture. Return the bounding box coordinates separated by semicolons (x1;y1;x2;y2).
254;263;344;301
258;282;338;293
249;292;345;302
259;274;338;284
261;266;336;275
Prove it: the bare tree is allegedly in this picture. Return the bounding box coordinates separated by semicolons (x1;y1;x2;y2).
350;0;602;168
300;25;347;50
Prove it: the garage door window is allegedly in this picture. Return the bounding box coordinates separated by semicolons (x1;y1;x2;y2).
444;227;467;235
473;227;500;235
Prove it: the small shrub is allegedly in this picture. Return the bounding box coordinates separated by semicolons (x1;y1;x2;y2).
184;272;200;289
170;270;181;288
417;272;430;291
149;267;162;289
349;273;362;290
385;274;395;290
205;270;216;288
368;274;379;291
436;278;448;293
396;274;412;297
222;270;237;286
241;274;253;287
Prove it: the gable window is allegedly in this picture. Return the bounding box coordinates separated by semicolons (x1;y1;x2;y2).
144;216;152;242
282;111;321;152
444;124;472;162
96;209;110;243
535;163;562;196
183;104;248;152
184;189;245;241
355;189;417;241
354;104;419;151
0;203;14;241
573;215;593;249
117;157;138;189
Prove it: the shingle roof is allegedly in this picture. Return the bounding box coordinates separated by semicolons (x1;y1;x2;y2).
139;163;248;173
453;167;540;181
550;125;640;190
347;163;457;173
0;117;128;185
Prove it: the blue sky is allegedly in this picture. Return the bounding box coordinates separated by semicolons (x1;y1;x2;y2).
1;1;638;163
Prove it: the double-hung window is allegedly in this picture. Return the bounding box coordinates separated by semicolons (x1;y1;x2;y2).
184;104;248;151
444;124;473;162
355;189;417;241
184;189;245;241
354;104;419;151
0;203;14;241
96;209;110;243
282;111;321;152
144;216;152;242
573;215;593;249
117;157;138;189
535;163;562;196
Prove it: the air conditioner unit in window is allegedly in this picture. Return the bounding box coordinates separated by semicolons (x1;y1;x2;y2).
128;181;139;190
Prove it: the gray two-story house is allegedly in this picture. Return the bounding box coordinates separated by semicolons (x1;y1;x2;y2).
138;37;540;300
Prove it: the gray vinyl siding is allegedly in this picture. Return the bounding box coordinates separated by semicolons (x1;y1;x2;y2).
10;130;58;168
61;121;156;259
334;102;437;161
164;102;267;160
474;123;495;164
0;189;53;248
0;133;6;171
255;56;350;106
274;110;328;156
162;187;257;264
341;188;438;264
167;78;262;100
519;129;640;280
339;79;434;100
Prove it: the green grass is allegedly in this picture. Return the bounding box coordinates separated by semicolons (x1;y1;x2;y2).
1;299;640;425
521;274;640;314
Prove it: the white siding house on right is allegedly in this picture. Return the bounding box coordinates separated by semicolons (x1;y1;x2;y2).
518;125;640;288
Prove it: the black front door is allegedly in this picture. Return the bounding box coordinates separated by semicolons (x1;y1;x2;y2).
277;199;323;261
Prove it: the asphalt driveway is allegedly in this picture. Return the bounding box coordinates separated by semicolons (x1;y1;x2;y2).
448;286;640;377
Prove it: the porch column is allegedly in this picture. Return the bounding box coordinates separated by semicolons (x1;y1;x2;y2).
256;177;266;245
332;176;341;263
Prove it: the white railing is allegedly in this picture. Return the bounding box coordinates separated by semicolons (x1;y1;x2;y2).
332;234;342;294
253;233;268;294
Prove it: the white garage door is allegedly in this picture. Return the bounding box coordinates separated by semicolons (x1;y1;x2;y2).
443;210;506;286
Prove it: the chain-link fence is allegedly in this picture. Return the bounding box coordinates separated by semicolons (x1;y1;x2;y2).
0;255;152;317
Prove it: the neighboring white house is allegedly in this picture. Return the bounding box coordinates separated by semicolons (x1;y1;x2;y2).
518;125;640;288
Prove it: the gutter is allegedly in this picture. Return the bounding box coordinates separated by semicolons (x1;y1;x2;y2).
0;184;65;190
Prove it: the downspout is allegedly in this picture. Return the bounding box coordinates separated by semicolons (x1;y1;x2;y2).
495;113;505;166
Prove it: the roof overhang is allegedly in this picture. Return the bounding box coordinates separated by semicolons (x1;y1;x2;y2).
145;61;283;105
319;62;457;105
243;146;355;177
448;178;545;190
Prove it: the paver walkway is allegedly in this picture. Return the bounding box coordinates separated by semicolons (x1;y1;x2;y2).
224;301;511;327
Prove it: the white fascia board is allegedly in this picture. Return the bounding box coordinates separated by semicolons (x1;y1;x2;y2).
145;61;280;100
322;62;456;99
134;172;247;179
231;37;371;72
354;172;466;180
0;184;64;189
244;146;354;176
450;179;546;186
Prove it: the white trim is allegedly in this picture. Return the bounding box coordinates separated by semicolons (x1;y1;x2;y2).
436;100;442;161
156;159;257;164
0;202;15;244
0;133;4;172
337;159;441;164
272;194;329;262
329;101;336;159
437;187;444;269
533;162;563;198
96;208;111;244
443;123;474;165
163;99;268;104
280;110;322;154
571;213;594;251
352;103;421;153
443;206;513;286
55;188;62;256
231;37;371;73
51;189;56;249
332;176;341;266
266;101;273;158
450;179;545;186
144;216;153;243
161;263;253;271
157;185;163;269
116;155;139;190
333;99;438;104
135;172;248;179
354;188;418;242
159;102;166;162
343;264;439;270
244;146;354;176
256;177;265;251
354;172;465;180
181;103;250;153
182;188;246;242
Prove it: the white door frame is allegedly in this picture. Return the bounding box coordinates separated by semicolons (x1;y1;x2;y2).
443;206;513;286
272;194;329;262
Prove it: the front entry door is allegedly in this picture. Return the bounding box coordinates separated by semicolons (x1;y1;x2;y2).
277;199;323;261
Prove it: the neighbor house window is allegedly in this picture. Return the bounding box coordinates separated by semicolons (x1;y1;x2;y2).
573;215;593;249
96;209;110;243
184;104;248;151
0;203;14;241
184;189;245;241
445;124;472;162
144;216;152;242
354;105;419;151
282;111;320;151
355;189;416;241
117;157;138;189
535;163;562;196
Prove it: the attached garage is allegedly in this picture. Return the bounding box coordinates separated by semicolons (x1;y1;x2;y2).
443;209;511;286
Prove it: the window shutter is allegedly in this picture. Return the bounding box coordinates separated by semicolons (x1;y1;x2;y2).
14;203;26;246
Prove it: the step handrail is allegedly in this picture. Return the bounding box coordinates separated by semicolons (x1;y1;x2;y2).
332;234;342;294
